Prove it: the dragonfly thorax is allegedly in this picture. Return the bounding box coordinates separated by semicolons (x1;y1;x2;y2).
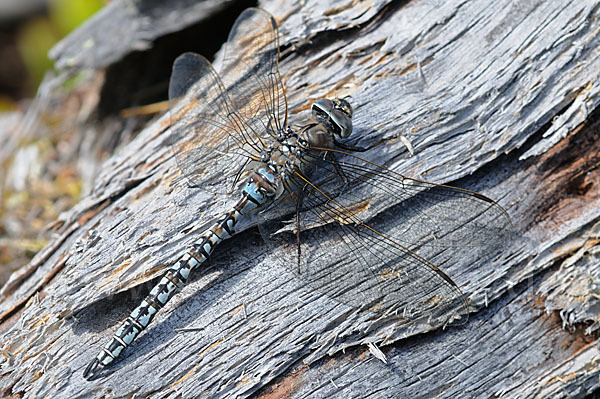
260;128;309;177
261;98;355;187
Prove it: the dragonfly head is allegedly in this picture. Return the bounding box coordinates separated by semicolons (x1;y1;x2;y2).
311;98;353;139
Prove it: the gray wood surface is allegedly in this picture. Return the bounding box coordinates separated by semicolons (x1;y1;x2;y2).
1;0;600;398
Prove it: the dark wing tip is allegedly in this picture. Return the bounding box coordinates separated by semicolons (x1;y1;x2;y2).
169;52;211;102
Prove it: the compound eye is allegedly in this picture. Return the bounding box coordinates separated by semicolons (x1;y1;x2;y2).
311;98;353;139
330;109;353;138
335;98;353;118
311;98;333;117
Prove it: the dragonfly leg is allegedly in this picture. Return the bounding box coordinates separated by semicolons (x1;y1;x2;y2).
295;208;301;267
328;152;350;186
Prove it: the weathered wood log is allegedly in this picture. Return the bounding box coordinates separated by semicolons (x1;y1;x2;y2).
1;0;600;398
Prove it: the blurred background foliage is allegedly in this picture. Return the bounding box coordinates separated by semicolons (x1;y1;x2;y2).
1;0;104;110
0;0;104;286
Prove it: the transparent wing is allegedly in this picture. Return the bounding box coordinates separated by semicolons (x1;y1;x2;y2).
169;8;286;189
168;53;264;189
303;150;513;251
262;150;514;329
219;8;288;133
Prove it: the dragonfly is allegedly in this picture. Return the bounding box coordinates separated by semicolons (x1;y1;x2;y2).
83;7;512;380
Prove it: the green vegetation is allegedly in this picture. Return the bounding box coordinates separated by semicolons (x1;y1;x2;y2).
17;0;104;94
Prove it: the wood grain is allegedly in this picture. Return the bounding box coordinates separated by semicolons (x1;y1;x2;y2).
1;0;599;398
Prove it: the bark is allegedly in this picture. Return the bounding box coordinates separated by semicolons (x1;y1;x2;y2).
1;0;599;398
